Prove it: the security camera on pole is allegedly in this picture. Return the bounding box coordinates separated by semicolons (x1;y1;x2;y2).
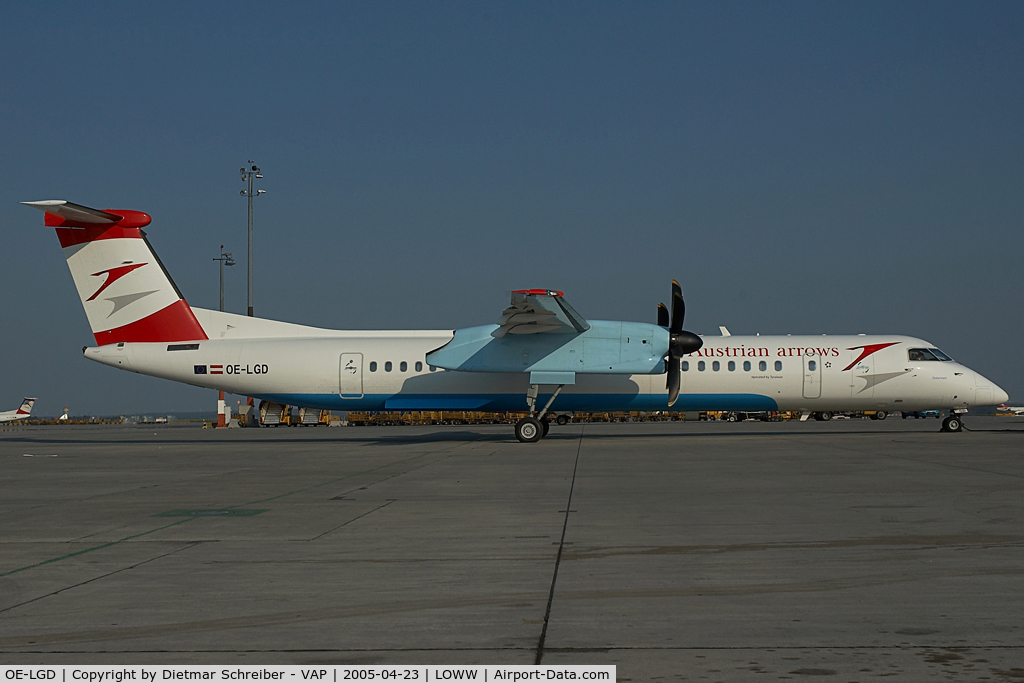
239;161;265;423
212;246;235;427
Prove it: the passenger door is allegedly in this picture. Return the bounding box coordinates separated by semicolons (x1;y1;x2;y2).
339;353;363;399
802;354;821;399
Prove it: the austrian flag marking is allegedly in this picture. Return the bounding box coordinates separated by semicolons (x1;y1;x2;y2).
210;365;224;375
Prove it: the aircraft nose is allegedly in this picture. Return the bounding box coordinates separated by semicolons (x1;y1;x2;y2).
994;385;1010;406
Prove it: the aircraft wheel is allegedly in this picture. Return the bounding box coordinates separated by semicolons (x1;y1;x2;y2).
820;411;833;421
515;417;543;443
875;411;887;420
942;416;962;433
556;414;570;426
541;419;550;437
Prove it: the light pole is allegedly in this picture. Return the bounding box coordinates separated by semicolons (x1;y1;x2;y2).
213;246;235;427
213;245;235;313
239;161;265;317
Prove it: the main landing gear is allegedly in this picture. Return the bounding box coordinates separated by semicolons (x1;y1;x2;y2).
514;383;563;443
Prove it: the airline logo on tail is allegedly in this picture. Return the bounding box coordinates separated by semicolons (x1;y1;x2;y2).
0;398;36;423
87;263;148;300
22;200;208;345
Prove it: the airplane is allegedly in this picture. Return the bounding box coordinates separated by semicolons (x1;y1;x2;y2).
23;199;1009;440
0;397;36;423
996;404;1024;416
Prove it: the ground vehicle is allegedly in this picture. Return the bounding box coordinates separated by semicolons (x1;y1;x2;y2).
902;410;941;419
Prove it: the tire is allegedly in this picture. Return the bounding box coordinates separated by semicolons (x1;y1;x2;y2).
820;411;833;421
541;419;550;437
515;417;543;443
875;411;887;421
556;414;570;426
727;414;738;422
942;416;962;433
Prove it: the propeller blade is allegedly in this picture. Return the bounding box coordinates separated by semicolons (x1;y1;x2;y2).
670;281;684;335
657;303;669;328
666;356;680;407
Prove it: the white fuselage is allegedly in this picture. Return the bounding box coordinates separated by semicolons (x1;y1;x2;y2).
85;311;1007;414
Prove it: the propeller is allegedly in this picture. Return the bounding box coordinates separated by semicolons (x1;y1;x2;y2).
658;280;703;406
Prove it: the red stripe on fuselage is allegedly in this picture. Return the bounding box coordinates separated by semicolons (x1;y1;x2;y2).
843;342;900;371
93;299;208;345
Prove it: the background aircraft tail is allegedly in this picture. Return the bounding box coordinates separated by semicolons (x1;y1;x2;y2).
17;398;36;416
23;201;208;345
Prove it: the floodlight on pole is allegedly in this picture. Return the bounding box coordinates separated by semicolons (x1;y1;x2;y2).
239;160;265;317
213;245;235;313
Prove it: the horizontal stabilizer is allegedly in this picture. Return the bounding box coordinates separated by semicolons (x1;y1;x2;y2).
22;200;122;225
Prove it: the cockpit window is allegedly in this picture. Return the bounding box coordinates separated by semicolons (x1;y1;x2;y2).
908;348;952;362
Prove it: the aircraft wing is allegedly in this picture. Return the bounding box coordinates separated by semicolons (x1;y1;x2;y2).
492;289;590;338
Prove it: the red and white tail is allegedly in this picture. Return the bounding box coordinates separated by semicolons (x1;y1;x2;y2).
17;398;36;416
23;200;208;345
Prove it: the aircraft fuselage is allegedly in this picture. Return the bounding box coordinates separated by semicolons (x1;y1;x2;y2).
85;330;1002;414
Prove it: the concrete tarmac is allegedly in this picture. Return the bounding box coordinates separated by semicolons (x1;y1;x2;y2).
1;417;1023;680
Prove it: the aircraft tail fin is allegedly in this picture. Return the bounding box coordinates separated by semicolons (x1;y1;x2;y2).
23;201;208;345
16;398;36;416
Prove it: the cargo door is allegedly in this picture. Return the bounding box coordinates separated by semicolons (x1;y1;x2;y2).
802;354;821;399
339;353;363;399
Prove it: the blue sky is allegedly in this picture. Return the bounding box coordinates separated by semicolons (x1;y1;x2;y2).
1;1;1021;415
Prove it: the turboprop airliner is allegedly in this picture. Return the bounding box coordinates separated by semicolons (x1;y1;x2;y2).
24;199;1009;441
0;398;36;423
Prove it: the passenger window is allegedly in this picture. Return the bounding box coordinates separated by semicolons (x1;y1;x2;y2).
712;361;720;371
416;361;423;372
681;361;689;371
728;361;735;371
698;361;706;371
775;360;782;371
400;361;408;372
385;361;393;372
369;361;377;372
759;360;767;371
808;360;816;371
743;361;751;372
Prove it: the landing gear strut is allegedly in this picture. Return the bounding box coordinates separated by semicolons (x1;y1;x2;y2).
515;383;565;443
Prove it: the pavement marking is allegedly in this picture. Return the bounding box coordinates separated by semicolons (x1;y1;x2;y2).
0;542;198;616
0;441;477;579
535;423;585;665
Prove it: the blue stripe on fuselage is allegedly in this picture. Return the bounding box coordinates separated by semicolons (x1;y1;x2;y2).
253;392;779;413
